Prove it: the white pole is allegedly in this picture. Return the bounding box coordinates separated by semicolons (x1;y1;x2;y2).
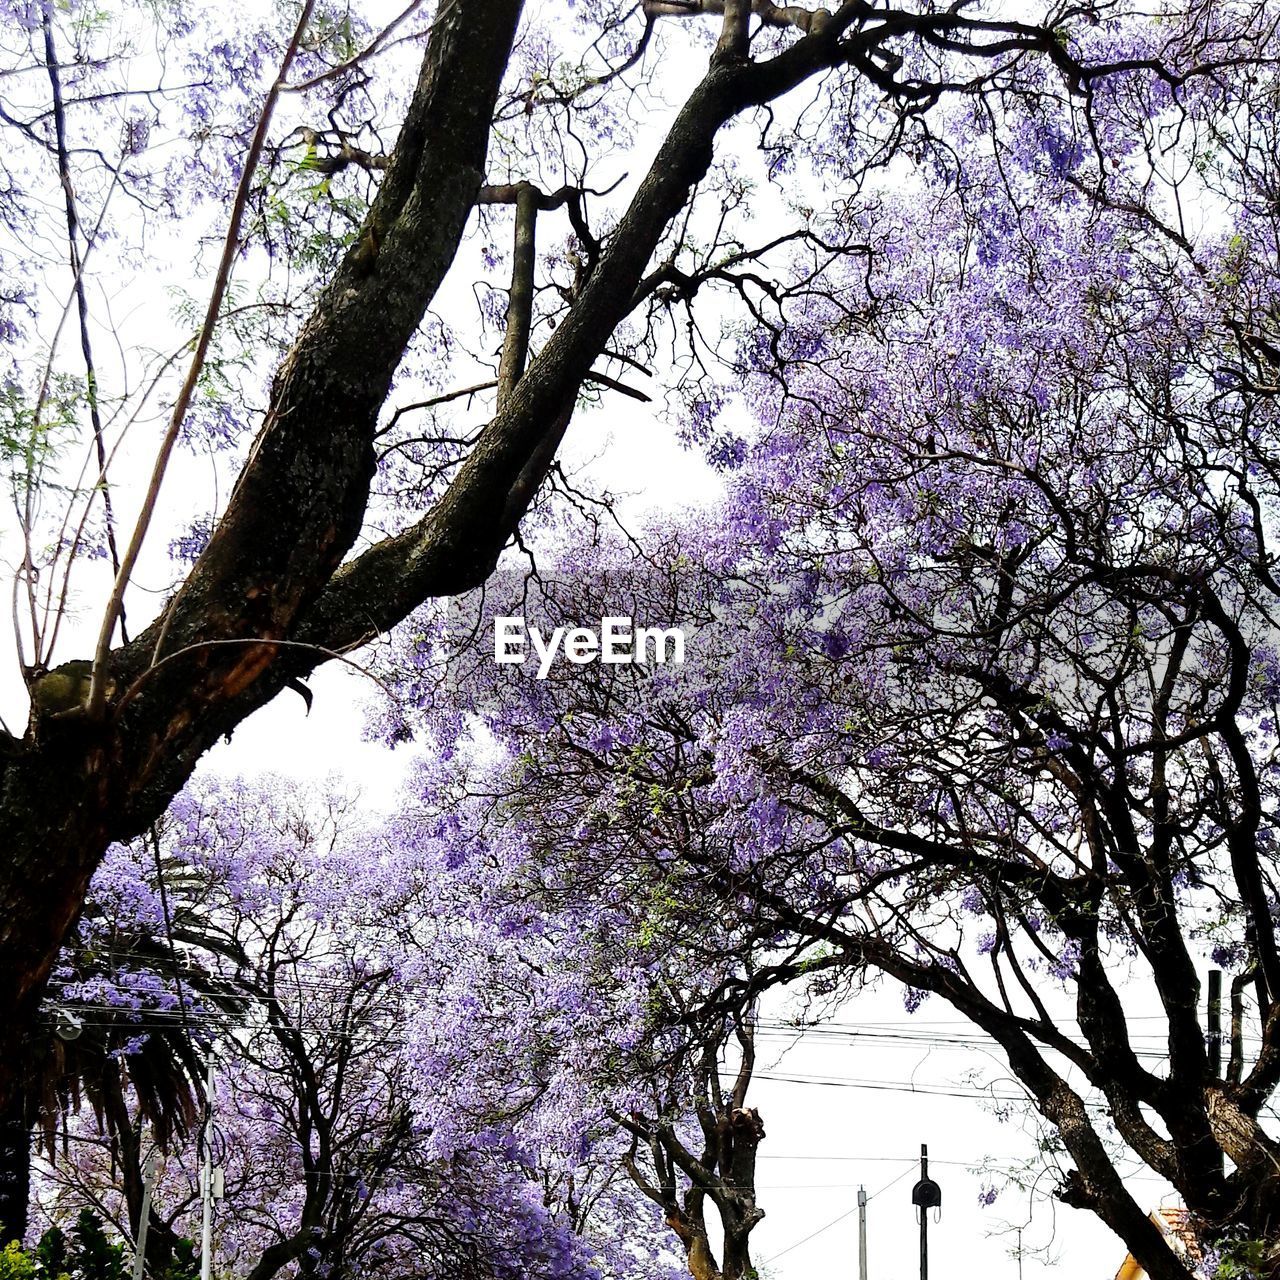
858;1185;868;1280
199;1062;215;1280
131;1154;158;1280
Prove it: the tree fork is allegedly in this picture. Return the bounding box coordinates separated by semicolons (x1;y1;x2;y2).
0;0;525;1108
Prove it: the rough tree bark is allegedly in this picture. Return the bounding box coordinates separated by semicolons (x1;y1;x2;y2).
0;0;523;1105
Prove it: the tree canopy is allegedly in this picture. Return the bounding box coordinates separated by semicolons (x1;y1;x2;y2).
3;0;1280;1277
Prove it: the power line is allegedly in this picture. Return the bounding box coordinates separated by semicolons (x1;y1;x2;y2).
49;972;1219;1029
47;1002;1246;1063
760;1161;918;1266
753;1071;1037;1102
758;1154;1022;1165
760;1202;861;1264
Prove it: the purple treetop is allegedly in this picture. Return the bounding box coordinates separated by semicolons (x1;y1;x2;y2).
39;775;704;1280
3;0;1277;1196
5;3;1280;1278
369;19;1280;1278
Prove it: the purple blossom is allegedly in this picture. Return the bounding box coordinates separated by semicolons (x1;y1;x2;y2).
169;515;216;564
902;987;930;1014
1050;941;1082;982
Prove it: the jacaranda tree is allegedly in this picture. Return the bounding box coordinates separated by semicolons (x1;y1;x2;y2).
34;776;709;1280
370;22;1280;1274
0;0;1266;1141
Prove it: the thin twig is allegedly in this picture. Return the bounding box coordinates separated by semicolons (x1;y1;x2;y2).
87;0;318;716
41;2;126;637
282;0;428;94
113;636;397;715
12;172;123;673
43;337;189;664
374;379;499;437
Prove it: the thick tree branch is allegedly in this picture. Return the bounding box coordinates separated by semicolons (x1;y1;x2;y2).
497;184;539;410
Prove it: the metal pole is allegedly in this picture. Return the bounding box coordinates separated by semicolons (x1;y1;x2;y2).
919;1144;929;1280
131;1155;158;1280
858;1185;868;1280
199;1062;215;1280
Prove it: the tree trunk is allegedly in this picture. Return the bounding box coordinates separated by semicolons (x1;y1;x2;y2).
0;1087;30;1244
721;1229;754;1280
666;1213;722;1280
1205;1089;1280;1256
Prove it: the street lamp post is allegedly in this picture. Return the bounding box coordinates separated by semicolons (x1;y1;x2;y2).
910;1144;942;1280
